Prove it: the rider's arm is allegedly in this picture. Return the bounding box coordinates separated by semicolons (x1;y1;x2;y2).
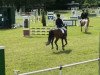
61;19;64;27
81;13;83;19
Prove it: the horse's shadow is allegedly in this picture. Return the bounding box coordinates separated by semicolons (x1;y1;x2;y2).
84;32;91;34
52;49;72;55
24;36;34;38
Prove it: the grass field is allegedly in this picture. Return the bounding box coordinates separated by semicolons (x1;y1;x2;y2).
0;14;100;75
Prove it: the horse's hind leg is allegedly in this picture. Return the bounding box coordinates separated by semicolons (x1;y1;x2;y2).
55;38;59;50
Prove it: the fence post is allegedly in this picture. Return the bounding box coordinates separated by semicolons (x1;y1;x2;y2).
59;65;63;75
14;70;20;75
0;46;5;75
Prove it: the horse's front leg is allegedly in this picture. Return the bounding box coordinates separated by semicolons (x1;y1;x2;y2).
80;21;82;32
81;26;82;32
51;38;54;49
55;38;59;50
85;24;88;33
64;38;67;46
84;20;89;33
85;27;87;33
61;38;65;50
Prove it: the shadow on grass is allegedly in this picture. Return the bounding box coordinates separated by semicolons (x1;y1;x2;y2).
24;36;34;38
24;36;47;38
84;32;92;34
0;28;15;31
89;26;93;27
52;49;72;55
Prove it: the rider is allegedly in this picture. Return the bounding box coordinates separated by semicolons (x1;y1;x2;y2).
80;9;89;26
55;14;64;28
55;14;67;32
55;14;66;33
81;9;85;19
85;9;89;26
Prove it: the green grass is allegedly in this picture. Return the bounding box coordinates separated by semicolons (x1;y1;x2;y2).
0;14;100;75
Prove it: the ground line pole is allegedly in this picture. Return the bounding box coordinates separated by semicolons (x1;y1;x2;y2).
14;70;20;75
0;46;5;75
18;58;98;75
59;65;62;75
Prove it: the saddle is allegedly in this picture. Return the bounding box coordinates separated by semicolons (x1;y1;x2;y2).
52;27;67;34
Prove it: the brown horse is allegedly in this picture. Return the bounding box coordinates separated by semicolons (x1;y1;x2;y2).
80;19;89;33
46;28;67;50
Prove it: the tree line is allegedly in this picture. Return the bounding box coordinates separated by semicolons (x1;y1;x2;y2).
0;0;100;11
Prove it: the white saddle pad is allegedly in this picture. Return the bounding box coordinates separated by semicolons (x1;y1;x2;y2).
59;27;66;33
60;28;64;33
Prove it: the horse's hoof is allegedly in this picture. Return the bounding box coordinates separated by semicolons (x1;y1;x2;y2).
62;47;65;50
56;48;58;50
85;31;87;33
46;42;50;46
51;47;54;49
62;45;65;47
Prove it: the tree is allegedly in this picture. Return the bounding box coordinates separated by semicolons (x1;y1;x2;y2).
0;0;100;10
41;9;46;26
83;0;98;7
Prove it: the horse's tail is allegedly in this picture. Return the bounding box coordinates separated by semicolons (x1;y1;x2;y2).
46;30;54;45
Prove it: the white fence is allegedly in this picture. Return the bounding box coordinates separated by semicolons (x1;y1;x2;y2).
14;58;99;75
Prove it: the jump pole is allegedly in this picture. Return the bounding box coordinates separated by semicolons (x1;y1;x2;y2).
0;46;5;75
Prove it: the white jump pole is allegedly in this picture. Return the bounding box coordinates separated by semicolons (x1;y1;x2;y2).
18;58;99;75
